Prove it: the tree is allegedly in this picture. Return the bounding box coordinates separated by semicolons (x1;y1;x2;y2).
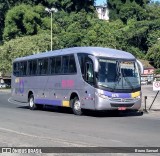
107;0;150;23
0;33;59;73
146;39;160;68
52;0;95;13
3;4;50;41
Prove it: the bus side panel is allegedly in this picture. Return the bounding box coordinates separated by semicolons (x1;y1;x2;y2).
11;76;28;102
33;76;50;104
34;75;62;107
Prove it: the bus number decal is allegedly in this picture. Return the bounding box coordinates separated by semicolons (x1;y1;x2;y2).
112;94;119;98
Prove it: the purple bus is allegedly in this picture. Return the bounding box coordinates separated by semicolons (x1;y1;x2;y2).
12;47;143;115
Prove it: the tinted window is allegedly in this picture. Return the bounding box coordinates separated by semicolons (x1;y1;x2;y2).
62;55;69;73
38;58;48;75
50;57;56;74
78;53;94;84
68;55;76;73
55;57;61;74
85;61;94;84
78;53;89;76
13;62;20;76
20;61;27;76
28;60;37;76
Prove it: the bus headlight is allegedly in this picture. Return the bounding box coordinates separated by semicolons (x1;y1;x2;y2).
135;96;140;99
95;92;110;99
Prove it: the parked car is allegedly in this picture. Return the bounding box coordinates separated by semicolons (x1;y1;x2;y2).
5;82;11;88
0;83;7;88
141;80;148;85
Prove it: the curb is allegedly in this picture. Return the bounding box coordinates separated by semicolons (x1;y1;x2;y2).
0;89;11;93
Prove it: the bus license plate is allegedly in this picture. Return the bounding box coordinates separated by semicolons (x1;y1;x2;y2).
118;107;126;110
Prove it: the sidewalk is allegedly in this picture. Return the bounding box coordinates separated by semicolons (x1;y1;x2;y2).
141;85;160;111
0;89;11;93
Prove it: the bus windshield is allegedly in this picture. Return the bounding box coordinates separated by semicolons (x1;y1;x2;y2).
97;58;141;91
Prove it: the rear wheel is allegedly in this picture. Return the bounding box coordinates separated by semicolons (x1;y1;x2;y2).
71;97;83;115
29;94;37;110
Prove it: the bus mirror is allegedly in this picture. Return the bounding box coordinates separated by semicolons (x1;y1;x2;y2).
88;55;99;72
136;60;143;74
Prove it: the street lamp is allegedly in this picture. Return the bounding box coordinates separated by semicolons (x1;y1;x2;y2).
45;7;57;51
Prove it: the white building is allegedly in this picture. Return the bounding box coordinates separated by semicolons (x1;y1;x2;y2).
95;5;109;20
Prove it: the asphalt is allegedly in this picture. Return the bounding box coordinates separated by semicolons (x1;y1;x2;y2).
0;89;160;156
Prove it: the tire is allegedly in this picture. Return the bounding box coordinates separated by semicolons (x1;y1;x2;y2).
71;97;83;115
29;94;37;110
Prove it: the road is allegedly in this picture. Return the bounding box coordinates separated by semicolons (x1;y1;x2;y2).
0;90;160;155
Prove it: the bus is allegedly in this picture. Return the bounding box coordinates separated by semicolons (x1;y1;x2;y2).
12;47;143;115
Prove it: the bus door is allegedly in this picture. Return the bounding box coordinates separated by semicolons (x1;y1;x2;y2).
82;58;95;110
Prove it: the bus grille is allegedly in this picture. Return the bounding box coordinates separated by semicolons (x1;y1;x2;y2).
109;98;134;102
111;103;134;108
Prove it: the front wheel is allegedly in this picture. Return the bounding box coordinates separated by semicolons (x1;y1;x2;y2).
29;94;37;110
71;97;83;115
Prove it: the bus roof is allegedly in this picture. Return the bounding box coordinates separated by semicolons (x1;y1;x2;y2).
14;47;136;62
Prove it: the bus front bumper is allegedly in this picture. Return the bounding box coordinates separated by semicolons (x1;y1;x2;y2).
95;95;141;111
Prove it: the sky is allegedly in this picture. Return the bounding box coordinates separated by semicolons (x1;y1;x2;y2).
96;0;160;5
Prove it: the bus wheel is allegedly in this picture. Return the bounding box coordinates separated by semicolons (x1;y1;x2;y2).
72;97;82;115
29;94;37;110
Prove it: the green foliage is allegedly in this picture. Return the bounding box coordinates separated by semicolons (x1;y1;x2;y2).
107;0;150;23
0;0;160;74
147;30;160;47
53;0;95;13
154;69;160;74
0;33;59;73
146;40;160;68
3;4;47;40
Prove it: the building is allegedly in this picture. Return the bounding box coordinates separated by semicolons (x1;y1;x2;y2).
0;72;11;85
141;67;155;84
95;5;109;20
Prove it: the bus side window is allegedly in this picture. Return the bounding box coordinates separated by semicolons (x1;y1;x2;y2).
85;60;94;85
13;63;16;76
55;56;61;74
38;59;43;75
50;57;56;74
13;62;20;76
20;61;27;76
28;61;32;75
42;59;48;75
38;59;48;75
28;60;37;76
77;54;85;77
77;53;94;83
32;60;37;75
69;55;77;73
62;55;69;73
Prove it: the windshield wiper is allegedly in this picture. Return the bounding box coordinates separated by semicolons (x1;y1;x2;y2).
98;84;114;90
